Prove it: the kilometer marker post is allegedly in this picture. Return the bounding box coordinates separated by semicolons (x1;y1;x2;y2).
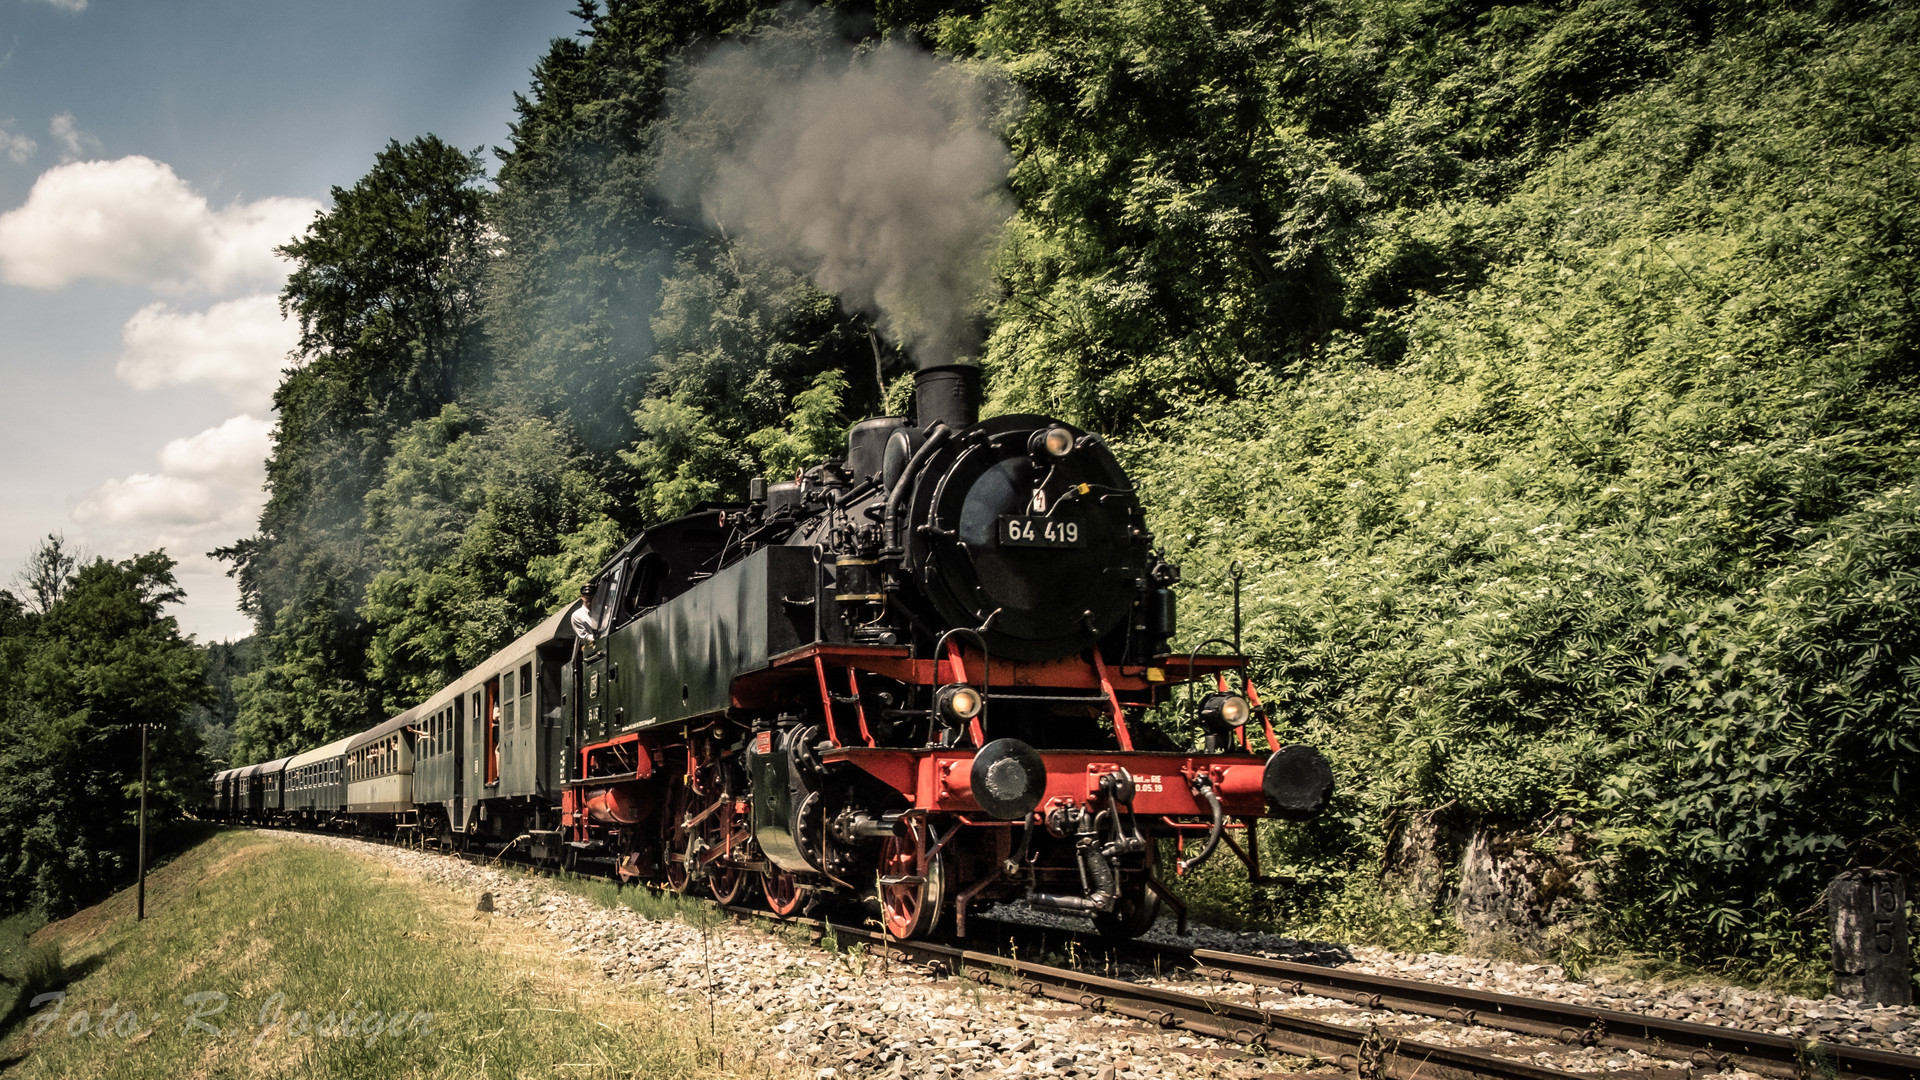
137;720;147;921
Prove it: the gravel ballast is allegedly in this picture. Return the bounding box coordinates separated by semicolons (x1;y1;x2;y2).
273;831;1918;1077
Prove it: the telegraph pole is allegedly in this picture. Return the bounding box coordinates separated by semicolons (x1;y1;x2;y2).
137;721;148;921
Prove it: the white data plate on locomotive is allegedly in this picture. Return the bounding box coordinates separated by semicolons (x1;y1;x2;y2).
998;515;1086;548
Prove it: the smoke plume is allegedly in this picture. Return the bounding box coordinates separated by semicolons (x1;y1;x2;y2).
656;12;1015;369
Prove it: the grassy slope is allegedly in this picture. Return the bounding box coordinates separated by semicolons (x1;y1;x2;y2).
0;831;784;1080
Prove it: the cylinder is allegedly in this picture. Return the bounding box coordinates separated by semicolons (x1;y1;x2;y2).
766;480;802;513
834;556;884;602
584;784;650;825
914;364;981;432
847;417;909;481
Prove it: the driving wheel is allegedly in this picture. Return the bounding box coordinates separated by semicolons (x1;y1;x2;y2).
762;868;804;917
877;821;946;941
708;858;746;904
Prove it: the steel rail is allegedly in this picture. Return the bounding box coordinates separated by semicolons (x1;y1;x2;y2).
1169;947;1920;1080
964;915;1920;1080
720;905;1630;1080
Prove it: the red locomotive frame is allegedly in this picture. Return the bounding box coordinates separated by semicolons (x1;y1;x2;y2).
561;640;1291;938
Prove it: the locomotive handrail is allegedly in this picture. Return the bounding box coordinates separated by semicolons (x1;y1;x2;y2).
883;422;950;555
1180;638;1243;692
931;625;991;745
1181;638;1242;710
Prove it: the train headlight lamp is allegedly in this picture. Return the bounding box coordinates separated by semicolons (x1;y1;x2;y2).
1029;426;1075;460
1198;692;1250;734
935;683;983;722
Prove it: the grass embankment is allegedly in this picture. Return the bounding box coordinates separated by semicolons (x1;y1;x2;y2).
0;830;786;1080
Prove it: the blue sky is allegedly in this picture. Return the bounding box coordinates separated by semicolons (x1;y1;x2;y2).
0;0;582;639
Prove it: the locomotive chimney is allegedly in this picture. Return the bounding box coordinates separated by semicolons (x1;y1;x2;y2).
914;362;981;432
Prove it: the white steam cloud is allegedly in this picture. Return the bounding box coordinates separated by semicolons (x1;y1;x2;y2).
657;14;1016;369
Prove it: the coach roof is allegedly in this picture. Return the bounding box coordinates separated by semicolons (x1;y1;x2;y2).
345;706;423;754
286;735;355;771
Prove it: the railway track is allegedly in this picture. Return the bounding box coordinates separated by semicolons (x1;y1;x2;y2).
1170;946;1918;1080
273;828;1920;1080
726;905;1625;1080
963;919;1920;1080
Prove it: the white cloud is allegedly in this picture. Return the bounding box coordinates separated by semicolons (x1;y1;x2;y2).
74;473;215;527
32;0;87;11
0;156;321;292
0;123;34;164
118;294;296;410
73;415;271;535
48;113;98;160
157;414;273;483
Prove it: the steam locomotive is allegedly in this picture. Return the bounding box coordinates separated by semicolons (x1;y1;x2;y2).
212;362;1332;940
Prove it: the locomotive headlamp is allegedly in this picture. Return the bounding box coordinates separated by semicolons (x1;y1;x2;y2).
935;683;984;722
1198;692;1250;734
1029;425;1075;460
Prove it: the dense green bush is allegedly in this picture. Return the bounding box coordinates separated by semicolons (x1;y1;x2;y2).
1120;3;1920;968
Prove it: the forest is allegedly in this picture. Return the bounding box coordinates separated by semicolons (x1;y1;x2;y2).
7;0;1914;981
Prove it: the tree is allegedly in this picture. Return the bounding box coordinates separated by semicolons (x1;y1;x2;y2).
358;404;623;709
184;638;254;769
220;135;492;762
10;534;80;616
485;0;768;458
0;553;207;914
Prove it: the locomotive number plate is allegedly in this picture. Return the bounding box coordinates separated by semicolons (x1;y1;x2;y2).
999;515;1085;548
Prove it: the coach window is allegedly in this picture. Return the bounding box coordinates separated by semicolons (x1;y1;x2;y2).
519;662;533;730
540;658;562;729
485;678;500;785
